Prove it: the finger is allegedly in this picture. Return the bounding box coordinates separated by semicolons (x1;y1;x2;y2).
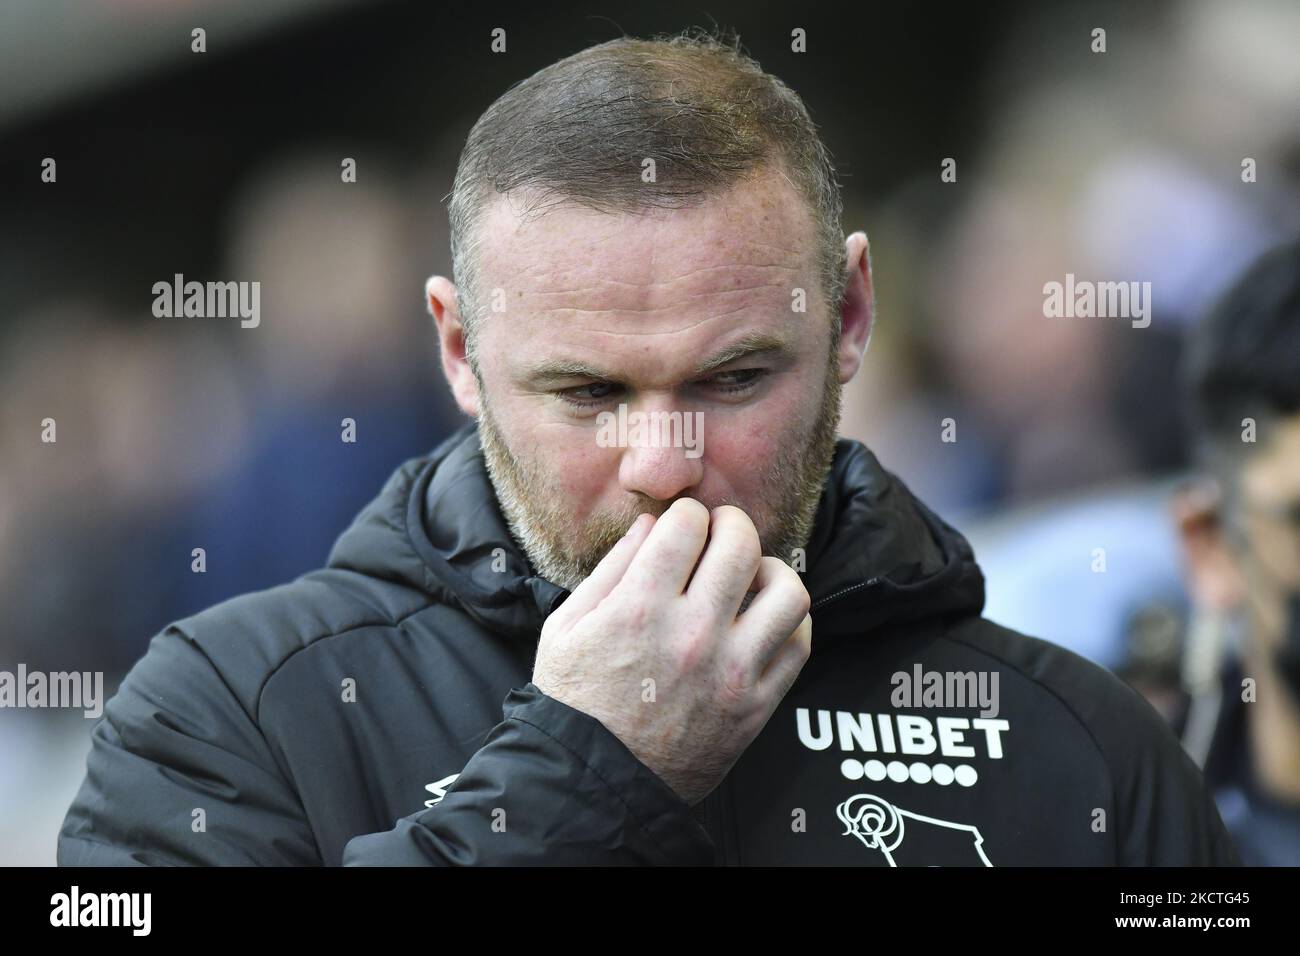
619;497;711;597
547;512;655;629
755;613;813;699
687;505;763;620
730;557;811;671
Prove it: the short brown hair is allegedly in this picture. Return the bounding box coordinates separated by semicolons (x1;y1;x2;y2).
447;29;845;359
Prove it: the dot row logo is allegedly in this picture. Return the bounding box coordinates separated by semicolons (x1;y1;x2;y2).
841;759;980;787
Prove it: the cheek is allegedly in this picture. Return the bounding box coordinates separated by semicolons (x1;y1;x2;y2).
700;415;787;499
556;442;622;504
494;397;623;507
698;375;822;496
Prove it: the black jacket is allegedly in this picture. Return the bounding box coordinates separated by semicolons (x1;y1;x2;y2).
58;424;1239;865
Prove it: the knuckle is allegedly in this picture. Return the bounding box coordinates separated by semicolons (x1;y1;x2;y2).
776;666;803;699
673;630;709;673
734;527;764;570
719;656;753;703
763;558;811;613
623;601;651;631
604;594;649;631
795;587;812;617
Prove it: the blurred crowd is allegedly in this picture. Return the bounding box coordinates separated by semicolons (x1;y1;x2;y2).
0;156;460;677
0;156;463;861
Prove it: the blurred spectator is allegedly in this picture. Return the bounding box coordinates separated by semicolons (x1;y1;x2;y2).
966;481;1189;678
1176;238;1300;866
0;307;249;673
171;152;458;610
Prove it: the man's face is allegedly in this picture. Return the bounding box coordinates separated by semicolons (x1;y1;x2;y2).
466;165;843;591
1234;414;1300;642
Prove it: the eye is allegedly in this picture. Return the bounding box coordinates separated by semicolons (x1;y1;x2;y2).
704;368;766;394
556;381;623;408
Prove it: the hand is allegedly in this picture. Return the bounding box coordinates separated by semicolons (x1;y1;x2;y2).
532;498;812;805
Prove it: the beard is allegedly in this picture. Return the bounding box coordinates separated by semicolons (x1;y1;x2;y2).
477;349;843;593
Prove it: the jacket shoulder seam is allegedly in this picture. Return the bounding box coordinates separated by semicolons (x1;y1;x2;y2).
249;602;438;724
939;622;1121;832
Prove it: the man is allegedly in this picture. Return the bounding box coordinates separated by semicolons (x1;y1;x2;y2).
59;32;1236;866
1175;238;1300;865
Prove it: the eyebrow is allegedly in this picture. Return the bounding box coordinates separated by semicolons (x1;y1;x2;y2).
523;332;797;387
691;332;794;376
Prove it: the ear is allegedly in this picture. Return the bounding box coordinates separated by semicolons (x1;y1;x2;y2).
837;231;874;384
1172;479;1247;610
426;275;479;418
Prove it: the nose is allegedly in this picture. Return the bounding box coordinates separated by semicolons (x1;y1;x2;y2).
615;402;706;503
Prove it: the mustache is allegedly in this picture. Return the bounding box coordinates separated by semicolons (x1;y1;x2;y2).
589;491;758;540
578;491;775;575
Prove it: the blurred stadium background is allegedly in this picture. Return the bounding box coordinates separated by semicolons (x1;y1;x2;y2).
2;0;1299;864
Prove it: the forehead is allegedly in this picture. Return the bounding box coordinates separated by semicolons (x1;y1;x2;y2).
472;165;820;329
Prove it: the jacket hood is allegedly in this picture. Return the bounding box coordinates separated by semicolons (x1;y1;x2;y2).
799;437;986;638
326;423;986;644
